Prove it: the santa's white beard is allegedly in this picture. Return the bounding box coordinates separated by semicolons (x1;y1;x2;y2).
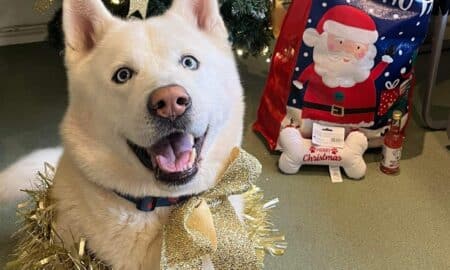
313;34;376;88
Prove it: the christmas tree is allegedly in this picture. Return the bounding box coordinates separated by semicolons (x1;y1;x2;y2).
43;0;273;56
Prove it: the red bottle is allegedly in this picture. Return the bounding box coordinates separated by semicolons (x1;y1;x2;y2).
380;110;404;174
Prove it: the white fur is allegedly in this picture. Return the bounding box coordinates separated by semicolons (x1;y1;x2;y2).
0;0;245;269
0;147;62;203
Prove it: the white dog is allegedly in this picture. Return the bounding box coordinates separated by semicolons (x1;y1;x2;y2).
0;0;246;268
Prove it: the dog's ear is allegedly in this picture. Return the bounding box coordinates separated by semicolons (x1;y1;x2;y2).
63;0;114;55
169;0;227;38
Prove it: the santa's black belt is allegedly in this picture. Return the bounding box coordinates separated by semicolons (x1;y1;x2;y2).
302;101;376;117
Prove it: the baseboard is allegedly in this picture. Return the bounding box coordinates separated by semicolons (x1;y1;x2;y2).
0;24;47;46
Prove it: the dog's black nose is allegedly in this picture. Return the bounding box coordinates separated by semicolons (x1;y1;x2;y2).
148;85;191;120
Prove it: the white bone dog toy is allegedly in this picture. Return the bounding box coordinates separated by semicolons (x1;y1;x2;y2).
278;127;368;179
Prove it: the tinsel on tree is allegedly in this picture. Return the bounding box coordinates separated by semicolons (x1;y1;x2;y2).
45;0;273;56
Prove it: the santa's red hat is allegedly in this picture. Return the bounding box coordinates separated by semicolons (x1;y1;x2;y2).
303;5;379;46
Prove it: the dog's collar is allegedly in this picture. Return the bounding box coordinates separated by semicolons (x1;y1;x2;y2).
114;191;192;212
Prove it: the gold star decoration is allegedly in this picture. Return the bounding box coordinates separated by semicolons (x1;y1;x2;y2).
128;0;149;18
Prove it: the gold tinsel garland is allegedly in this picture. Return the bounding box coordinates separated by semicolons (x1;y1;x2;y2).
6;163;286;269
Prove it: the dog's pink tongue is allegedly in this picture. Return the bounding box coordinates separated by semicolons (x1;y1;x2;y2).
150;133;194;173
156;151;191;173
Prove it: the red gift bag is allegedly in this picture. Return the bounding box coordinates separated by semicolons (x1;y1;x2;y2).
254;0;432;150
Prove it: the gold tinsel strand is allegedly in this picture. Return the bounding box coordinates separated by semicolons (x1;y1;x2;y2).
7;163;286;269
243;185;287;267
33;0;56;13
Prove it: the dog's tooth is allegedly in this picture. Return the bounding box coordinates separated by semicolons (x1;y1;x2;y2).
188;134;195;146
188;148;196;167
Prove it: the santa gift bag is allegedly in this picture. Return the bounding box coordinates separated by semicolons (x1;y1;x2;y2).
254;0;433;150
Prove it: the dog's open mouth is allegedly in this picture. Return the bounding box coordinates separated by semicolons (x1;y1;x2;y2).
128;132;206;185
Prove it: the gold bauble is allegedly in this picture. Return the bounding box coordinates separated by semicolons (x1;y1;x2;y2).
271;0;291;38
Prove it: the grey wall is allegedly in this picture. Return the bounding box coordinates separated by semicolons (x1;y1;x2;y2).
0;0;61;46
0;0;60;28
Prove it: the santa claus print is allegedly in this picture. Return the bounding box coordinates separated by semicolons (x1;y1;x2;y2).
293;5;393;128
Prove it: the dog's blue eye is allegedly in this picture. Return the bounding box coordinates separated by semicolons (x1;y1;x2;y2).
181;55;199;70
113;67;133;84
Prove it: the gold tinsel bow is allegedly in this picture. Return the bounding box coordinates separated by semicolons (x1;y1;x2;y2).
8;148;286;270
161;148;262;269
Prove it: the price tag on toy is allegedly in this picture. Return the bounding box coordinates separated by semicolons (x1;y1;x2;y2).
312;123;345;148
329;166;343;183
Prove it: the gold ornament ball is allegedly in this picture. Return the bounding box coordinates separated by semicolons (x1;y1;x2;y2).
271;0;291;38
